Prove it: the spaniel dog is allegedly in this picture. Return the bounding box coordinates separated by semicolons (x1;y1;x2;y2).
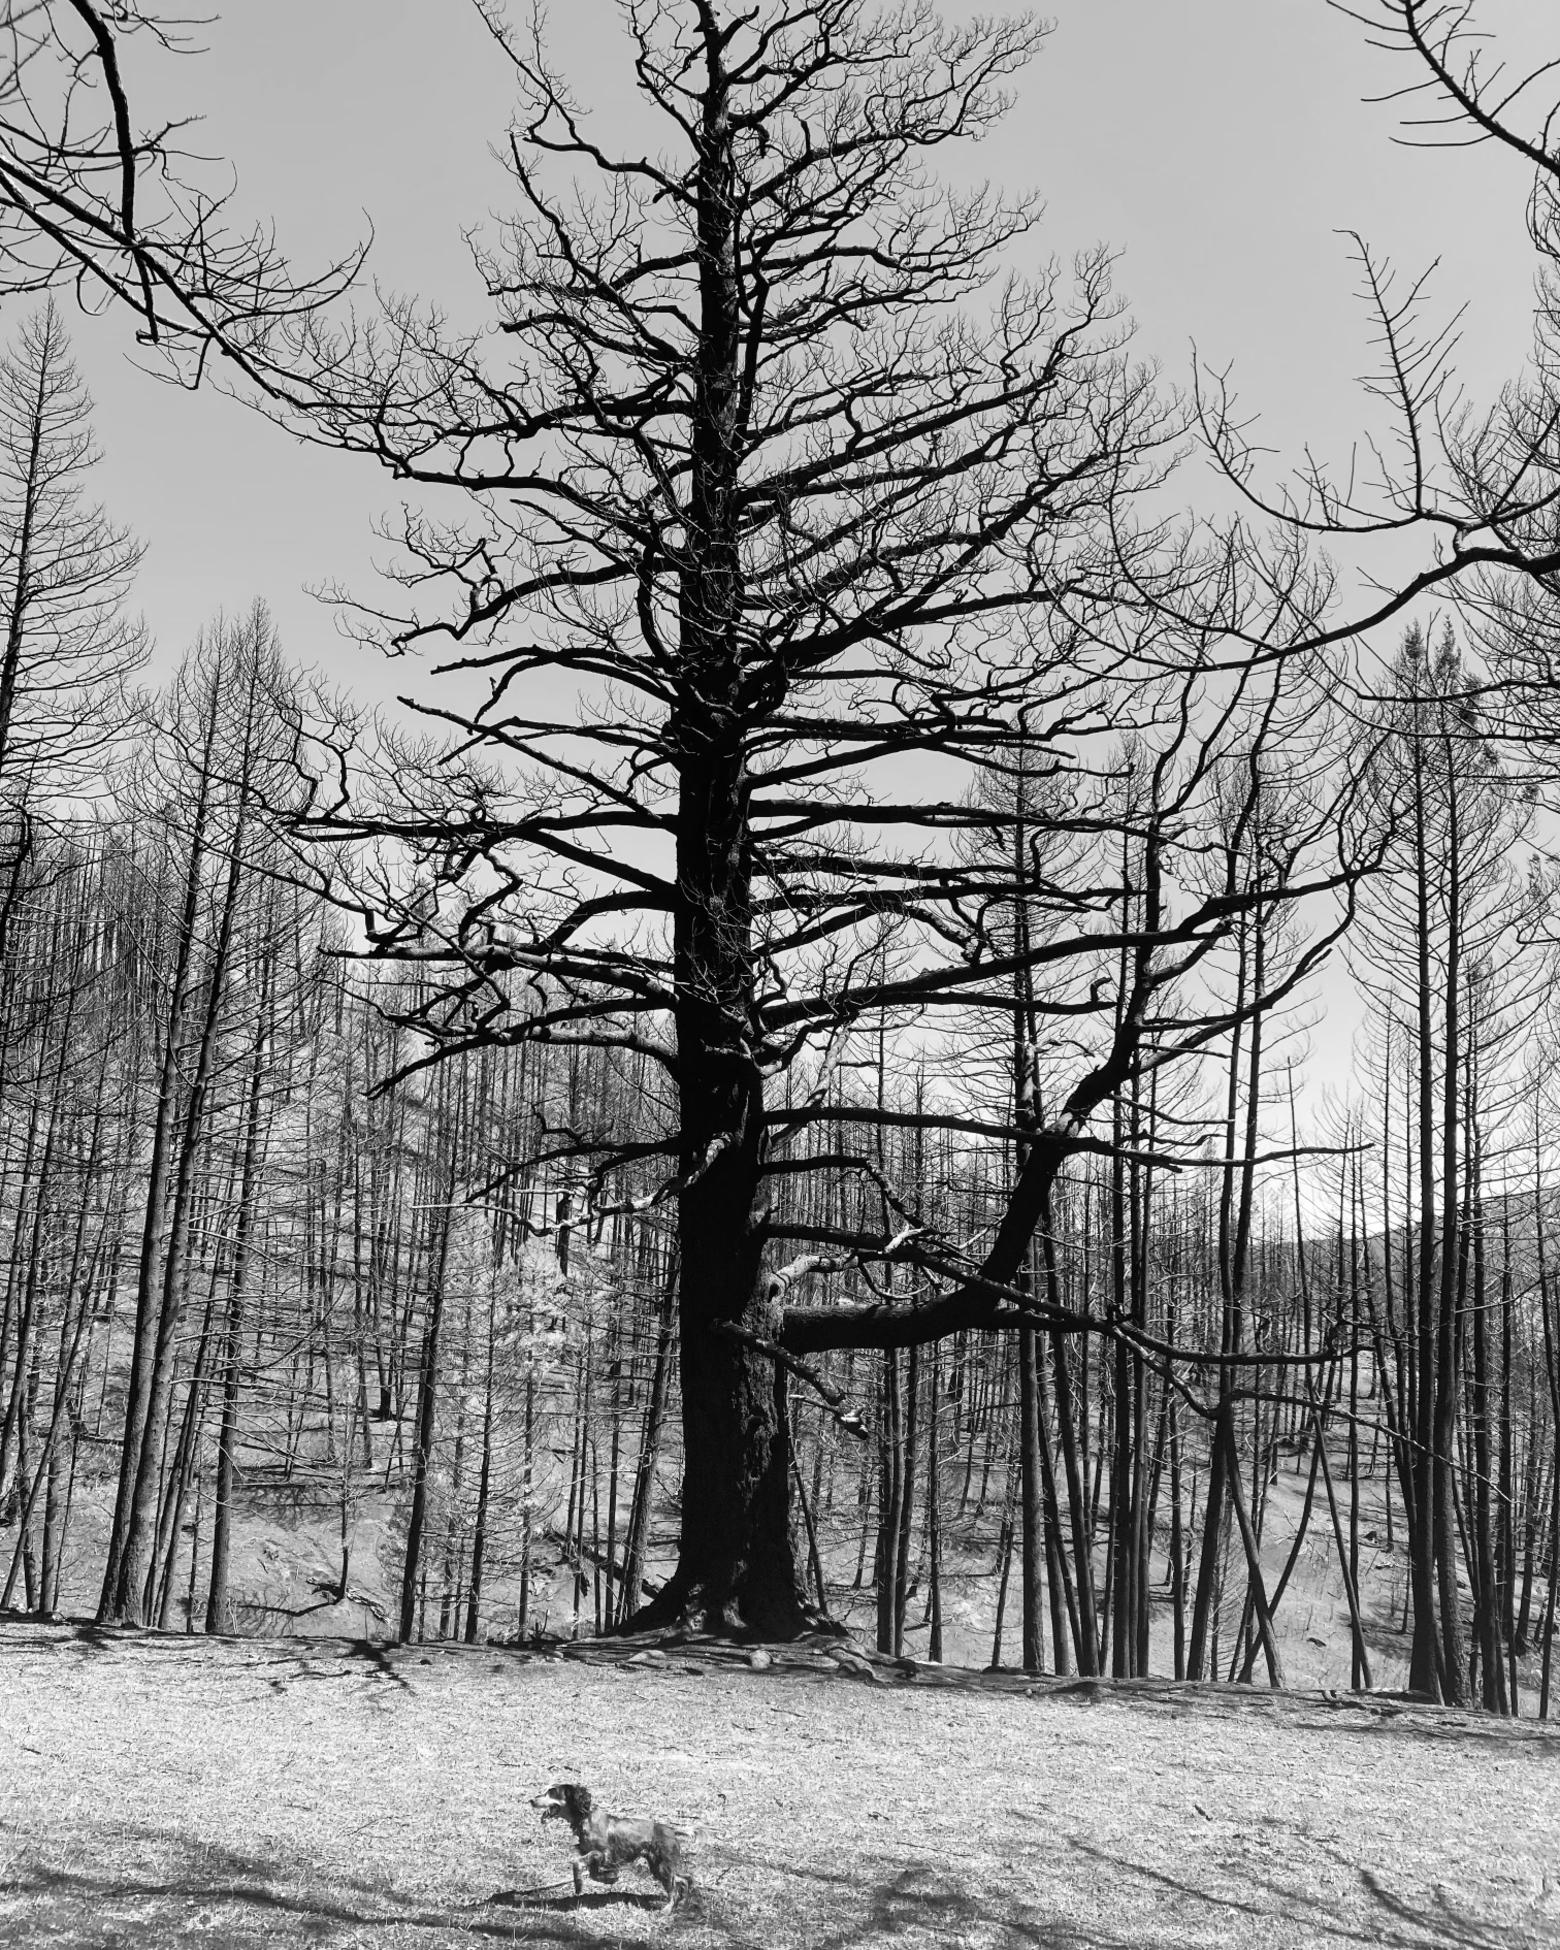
529;1781;688;1908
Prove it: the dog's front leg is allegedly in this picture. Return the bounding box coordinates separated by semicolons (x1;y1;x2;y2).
572;1857;587;1897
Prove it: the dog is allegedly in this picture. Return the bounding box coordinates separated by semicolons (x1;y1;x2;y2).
529;1781;688;1908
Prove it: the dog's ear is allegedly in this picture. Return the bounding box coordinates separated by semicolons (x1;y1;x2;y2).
566;1784;593;1818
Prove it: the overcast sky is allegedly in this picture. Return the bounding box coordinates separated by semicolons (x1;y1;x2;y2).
48;0;1555;695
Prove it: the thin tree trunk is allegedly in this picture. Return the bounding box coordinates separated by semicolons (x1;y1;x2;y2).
398;1153;457;1644
619;1252;677;1625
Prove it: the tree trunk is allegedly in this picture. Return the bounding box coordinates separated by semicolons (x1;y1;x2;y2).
619;1253;677;1624
398;1166;455;1644
206;980;271;1635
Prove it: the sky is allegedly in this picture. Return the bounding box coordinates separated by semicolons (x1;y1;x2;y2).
41;0;1554;700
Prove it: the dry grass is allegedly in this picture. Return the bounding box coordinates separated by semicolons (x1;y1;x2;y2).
0;1622;1557;1949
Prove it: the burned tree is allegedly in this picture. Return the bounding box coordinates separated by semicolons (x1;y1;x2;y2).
275;6;1386;1637
319;2;1164;1632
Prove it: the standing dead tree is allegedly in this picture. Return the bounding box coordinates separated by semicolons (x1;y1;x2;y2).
283;7;1390;1636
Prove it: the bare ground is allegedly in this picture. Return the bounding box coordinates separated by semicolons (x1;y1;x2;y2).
0;1623;1557;1949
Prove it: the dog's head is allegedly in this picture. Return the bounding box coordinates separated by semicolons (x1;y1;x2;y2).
530;1781;593;1823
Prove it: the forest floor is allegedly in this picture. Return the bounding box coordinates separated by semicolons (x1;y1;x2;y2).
1;1623;1558;1949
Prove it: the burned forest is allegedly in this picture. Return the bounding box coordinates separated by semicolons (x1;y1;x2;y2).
3;0;1560;1743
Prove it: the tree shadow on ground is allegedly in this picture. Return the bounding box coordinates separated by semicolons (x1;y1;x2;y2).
687;1841;1204;1948
0;1834;674;1949
1;1616;245;1663
0;1616;131;1658
0;1824;1549;1949
338;1635;414;1689
1055;1834;1546;1949
682;1830;1552;1950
